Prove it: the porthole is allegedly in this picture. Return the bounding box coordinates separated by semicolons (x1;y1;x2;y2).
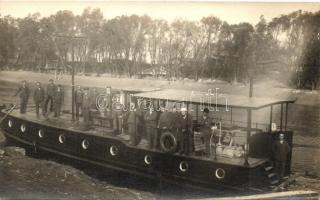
179;161;189;172
144;155;152;165
110;146;118;156
59;134;66;144
8;119;13;128
82;139;89;150
38;129;44;138
20;124;26;133
215;168;226;179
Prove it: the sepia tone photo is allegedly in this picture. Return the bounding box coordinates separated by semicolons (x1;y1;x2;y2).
0;1;319;199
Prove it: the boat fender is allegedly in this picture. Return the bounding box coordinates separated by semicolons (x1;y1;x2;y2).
179;161;189;172
215;168;226;179
144;155;152;165
160;131;177;153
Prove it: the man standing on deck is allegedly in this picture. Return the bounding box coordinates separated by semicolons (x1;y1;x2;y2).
112;96;124;135
179;107;193;155
272;133;291;180
157;105;171;132
82;88;91;130
144;106;158;149
33;82;45;118
199;108;215;157
53;85;64;117
170;105;182;150
44;79;56;115
13;80;30;114
75;85;83;121
127;102;142;146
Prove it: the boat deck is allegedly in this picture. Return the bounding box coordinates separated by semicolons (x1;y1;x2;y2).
5;109;267;168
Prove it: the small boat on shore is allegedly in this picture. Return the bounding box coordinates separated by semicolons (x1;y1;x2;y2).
0;87;295;191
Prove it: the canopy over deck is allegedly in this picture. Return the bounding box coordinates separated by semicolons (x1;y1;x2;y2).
133;89;295;110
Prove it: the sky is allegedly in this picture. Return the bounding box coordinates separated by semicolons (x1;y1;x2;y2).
0;1;320;25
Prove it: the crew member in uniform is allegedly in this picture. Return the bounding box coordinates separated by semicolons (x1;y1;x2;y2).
144;106;158;149
75;85;83;121
53;84;64;117
157;105;172;133
272;133;291;180
170;105;181;150
199;108;214;157
44;79;56;115
112;96;124;135
33;82;45;118
13;80;30;114
82;88;91;130
179;107;193;155
127;102;142;146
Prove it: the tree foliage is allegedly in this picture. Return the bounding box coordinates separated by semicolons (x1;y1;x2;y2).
0;9;319;89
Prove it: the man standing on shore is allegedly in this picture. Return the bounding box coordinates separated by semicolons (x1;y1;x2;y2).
44;79;56;115
33;82;45;118
272;133;291;180
13;80;30;114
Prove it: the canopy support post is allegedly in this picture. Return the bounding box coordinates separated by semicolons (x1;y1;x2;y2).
269;105;273;131
244;109;251;166
280;104;283;131
285;103;289;131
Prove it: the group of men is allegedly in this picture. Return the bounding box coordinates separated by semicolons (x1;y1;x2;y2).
125;102;215;156
14;79;64;118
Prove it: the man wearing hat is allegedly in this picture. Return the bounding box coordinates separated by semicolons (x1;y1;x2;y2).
272;133;291;180
13;80;30;114
44;79;56;115
127;102;142;146
75;85;83;121
144;105;158;149
33;82;45;118
199;108;215;157
179;106;193;155
53;84;64;117
82;88;91;129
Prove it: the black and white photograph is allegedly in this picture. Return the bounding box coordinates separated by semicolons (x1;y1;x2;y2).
0;1;319;199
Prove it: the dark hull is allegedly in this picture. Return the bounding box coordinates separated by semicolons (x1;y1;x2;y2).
0;113;269;191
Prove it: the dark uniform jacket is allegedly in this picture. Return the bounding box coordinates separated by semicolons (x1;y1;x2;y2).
14;86;30;99
34;87;45;103
53;90;64;104
158;112;172;129
46;84;56;97
199;116;214;132
82;94;91;109
127;110;142;125
144;111;158;128
170;112;182;130
180;113;193;132
75;90;83;104
272;140;290;162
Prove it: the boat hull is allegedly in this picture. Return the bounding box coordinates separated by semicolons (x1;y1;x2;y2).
0;113;268;191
